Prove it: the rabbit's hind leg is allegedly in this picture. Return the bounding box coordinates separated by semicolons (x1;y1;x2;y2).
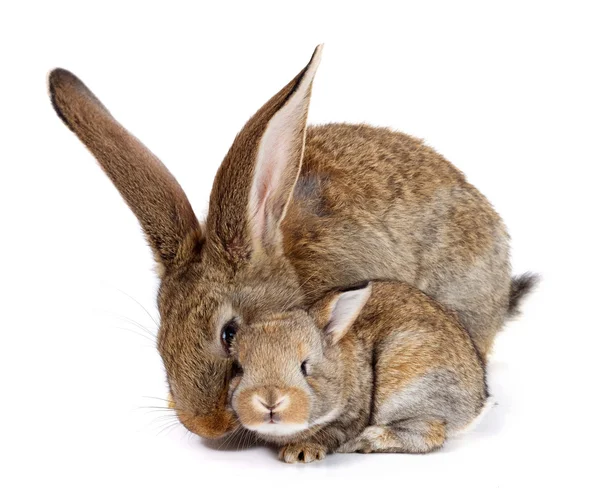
337;418;446;454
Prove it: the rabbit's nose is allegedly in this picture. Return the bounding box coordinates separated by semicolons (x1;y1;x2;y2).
254;393;288;413
259;397;284;411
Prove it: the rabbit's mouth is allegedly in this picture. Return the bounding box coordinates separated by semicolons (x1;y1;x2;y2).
232;386;311;439
176;407;240;439
246;421;309;438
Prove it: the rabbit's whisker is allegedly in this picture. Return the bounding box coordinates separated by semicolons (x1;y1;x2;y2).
114;315;157;339
115;288;160;328
116;326;156;344
142;396;172;403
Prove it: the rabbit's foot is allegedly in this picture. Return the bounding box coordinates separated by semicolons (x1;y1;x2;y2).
338;421;446;454
337;426;387;453
279;442;327;464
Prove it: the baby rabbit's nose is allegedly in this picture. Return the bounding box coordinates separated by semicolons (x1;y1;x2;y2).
258;397;283;411
254;391;289;413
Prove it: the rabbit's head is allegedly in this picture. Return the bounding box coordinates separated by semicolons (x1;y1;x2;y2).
229;283;372;442
48;46;323;438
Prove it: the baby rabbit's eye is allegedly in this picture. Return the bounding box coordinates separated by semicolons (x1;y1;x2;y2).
231;360;243;377
221;318;238;352
300;360;309;377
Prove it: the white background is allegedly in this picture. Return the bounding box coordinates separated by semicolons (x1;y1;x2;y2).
1;1;598;490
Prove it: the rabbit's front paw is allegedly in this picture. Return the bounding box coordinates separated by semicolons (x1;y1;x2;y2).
279;442;327;464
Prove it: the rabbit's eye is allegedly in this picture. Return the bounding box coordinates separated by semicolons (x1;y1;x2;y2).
231;360;244;377
300;360;309;377
221;318;238;352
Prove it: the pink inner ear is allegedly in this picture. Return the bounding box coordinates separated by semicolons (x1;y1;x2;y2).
252;166;274;240
248;98;306;246
250;136;291;244
326;285;372;343
247;46;322;250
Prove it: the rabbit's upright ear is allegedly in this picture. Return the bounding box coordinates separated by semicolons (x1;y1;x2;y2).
311;283;372;345
206;46;322;265
48;70;202;271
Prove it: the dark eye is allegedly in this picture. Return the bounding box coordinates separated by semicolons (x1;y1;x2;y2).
221;318;238;351
300;360;309;376
231;360;243;377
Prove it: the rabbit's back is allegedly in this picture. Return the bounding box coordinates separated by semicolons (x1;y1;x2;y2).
282;123;511;358
358;282;488;435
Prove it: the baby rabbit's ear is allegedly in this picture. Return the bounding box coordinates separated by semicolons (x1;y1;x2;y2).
312;283;372;345
48;69;202;272
205;46;322;265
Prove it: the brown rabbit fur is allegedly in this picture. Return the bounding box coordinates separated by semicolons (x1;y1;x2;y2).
229;281;488;463
48;45;532;439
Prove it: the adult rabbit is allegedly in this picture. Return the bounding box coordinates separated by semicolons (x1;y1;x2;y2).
48;46;532;438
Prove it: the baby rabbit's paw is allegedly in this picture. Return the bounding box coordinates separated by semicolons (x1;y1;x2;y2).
279;442;327;464
337;426;387;454
337;438;373;454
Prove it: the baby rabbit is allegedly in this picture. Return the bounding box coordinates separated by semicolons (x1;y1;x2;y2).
229;281;489;463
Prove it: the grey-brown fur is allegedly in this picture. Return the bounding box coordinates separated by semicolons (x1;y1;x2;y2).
507;272;539;317
47;45;530;439
229;281;488;463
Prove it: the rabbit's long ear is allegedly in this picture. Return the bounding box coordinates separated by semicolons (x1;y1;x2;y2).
206;45;322;265
48;69;202;270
